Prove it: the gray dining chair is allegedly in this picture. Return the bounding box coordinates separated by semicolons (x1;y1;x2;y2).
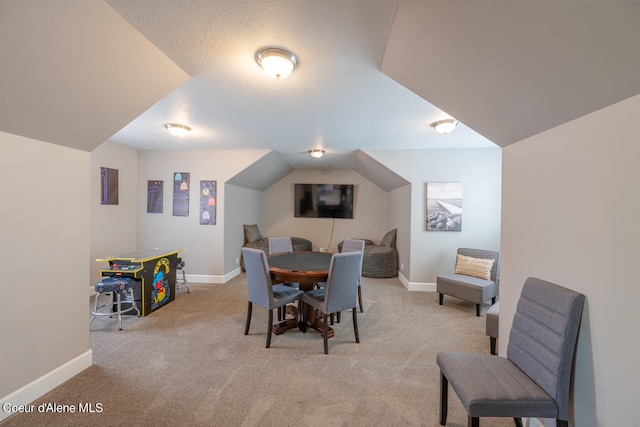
242;247;303;348
301;251;363;354
268;237;293;255
318;238;366;323
436;277;585;427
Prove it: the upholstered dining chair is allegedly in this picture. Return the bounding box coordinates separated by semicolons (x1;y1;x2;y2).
242;247;303;348
436;277;585;427
268;237;293;255
318;238;365;323
301;251;363;354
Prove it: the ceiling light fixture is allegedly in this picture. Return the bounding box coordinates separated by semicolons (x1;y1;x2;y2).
309;149;325;158
255;47;299;79
431;119;458;134
164;123;191;137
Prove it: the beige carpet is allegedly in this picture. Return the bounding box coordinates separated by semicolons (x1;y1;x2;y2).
1;275;514;427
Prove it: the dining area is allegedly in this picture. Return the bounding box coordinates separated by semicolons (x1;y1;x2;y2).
242;237;365;354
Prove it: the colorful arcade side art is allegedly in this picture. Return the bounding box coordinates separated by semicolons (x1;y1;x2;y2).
151;257;171;310
200;180;217;225
173;172;190;216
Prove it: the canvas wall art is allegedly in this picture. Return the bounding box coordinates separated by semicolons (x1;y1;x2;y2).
426;182;462;231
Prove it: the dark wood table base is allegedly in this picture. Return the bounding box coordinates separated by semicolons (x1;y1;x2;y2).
272;303;334;338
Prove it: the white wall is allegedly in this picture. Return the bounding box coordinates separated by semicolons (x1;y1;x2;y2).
0;133;91;421
501;94;640;426
368;148;503;285
261;169;391;252
90;141;139;285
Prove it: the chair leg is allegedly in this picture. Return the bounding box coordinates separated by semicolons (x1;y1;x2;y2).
244;302;252;335
492;296;496;304
468;417;479;427
439;293;444;305
475;304;480;317
490;337;497;355
266;309;273;348
358;285;363;312
556;420;568;427
300;302;308;333
514;418;523;427
115;291;124;330
323;313;329;354
352;307;359;343
439;371;448;426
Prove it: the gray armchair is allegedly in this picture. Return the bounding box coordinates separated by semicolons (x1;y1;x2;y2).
242;248;303;348
437;277;585;427
339;228;397;278
437;248;500;316
301;251;362;354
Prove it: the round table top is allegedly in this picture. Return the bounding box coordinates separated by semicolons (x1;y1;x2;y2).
267;251;332;272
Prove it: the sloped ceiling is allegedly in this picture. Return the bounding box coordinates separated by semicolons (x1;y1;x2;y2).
0;0;189;151
381;0;640;147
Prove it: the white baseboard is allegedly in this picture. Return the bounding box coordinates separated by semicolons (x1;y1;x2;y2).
0;350;93;422
398;272;436;292
187;267;241;284
88;268;243;298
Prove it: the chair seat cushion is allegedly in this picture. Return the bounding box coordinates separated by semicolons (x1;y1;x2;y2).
437;352;558;418
271;284;303;307
95;277;134;293
437;273;497;303
301;288;326;311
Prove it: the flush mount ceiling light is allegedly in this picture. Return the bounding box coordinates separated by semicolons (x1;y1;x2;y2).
431;119;459;134
164;123;191;137
309;149;325;158
255;47;299;79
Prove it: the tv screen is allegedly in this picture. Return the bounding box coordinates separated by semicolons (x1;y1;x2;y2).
294;184;355;219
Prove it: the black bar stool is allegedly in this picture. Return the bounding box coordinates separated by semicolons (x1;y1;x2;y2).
90;277;140;330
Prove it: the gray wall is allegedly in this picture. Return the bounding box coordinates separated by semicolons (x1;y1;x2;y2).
260;169;392;252
500;94;640;426
0;132;91;417
90;141;139;285
368;148;503;286
135;150;268;282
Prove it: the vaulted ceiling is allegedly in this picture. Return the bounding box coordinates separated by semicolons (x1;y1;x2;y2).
2;1;639;175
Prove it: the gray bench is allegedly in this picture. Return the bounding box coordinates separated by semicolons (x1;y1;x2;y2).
436;248;500;316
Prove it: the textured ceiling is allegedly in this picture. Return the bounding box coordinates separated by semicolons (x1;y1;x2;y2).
2;1;638;176
382;0;640;147
104;0;496;171
0;0;189;151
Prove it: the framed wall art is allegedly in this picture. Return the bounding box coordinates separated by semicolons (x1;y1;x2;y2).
426;182;462;231
200;180;217;225
173;172;190;216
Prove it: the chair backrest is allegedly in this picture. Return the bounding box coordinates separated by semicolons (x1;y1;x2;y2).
507;277;585;421
457;248;500;285
380;228;397;248
268;237;293;255
324;251;363;314
242;247;273;309
340;239;365;285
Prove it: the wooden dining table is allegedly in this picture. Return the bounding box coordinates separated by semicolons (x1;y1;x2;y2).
267;251;334;337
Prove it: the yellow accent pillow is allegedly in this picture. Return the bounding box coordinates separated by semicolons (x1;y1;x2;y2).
455;254;495;280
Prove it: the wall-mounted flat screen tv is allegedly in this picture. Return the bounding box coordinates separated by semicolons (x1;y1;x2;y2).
294;184;355;219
